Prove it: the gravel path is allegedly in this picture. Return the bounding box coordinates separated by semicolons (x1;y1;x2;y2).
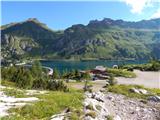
116;70;160;88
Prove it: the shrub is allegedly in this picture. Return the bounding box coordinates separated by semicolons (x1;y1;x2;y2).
74;70;81;81
83;80;92;92
31;61;43;77
32;77;48;89
1;66;17;81
14;68;33;89
81;72;91;80
1;62;70;91
108;74;117;86
52;68;60;79
150;61;160;71
47;80;68;92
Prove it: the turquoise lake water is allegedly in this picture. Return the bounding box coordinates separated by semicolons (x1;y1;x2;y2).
40;60;148;72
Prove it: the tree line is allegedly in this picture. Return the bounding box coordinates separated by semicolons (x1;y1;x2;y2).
1;61;91;91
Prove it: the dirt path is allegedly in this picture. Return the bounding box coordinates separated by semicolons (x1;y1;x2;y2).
66;81;106;92
116;70;160;89
67;70;160;91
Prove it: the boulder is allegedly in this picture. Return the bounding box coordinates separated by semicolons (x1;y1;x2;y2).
148;96;160;102
129;88;140;94
129;88;148;95
93;92;104;102
139;89;148;95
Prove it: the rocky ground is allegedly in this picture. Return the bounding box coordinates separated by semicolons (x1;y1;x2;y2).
83;91;160;120
1;85;160;120
0;85;47;117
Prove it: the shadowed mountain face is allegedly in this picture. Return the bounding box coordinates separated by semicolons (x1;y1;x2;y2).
1;18;160;60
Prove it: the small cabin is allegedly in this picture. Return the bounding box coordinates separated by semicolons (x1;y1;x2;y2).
90;66;107;75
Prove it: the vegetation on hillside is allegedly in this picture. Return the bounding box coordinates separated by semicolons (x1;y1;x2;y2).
1;18;160;60
1;88;84;120
1;61;68;91
121;60;160;71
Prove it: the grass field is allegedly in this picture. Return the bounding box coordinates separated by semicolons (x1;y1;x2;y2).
107;68;136;78
1;85;84;120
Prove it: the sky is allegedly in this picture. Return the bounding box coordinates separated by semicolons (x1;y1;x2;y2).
1;0;160;30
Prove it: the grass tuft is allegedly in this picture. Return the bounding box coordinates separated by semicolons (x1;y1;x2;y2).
108;84;160;99
107;68;136;78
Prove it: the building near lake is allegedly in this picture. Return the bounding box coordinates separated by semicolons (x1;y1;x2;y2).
89;66;109;80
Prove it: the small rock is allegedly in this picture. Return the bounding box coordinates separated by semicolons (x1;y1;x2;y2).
91;92;104;102
140;108;148;113
148;96;160;102
100;89;105;92
84;115;95;120
129;88;140;94
114;115;121;120
51;113;65;120
140;100;147;104
136;107;140;111
152;108;157;112
139;89;148;95
63;108;70;113
107;96;114;101
129;101;136;105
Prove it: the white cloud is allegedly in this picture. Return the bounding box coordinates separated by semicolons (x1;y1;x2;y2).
123;0;153;14
151;9;160;18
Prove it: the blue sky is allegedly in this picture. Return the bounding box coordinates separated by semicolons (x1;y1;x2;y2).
1;1;160;30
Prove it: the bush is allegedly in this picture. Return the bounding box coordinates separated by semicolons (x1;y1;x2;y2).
32;77;48;89
52;68;60;79
1;66;17;81
47;80;68;92
83;80;92;92
150;61;160;71
81;72;91;80
108;74;117;86
31;61;43;77
74;70;81;81
13;67;33;89
1;61;69;91
62;69;82;81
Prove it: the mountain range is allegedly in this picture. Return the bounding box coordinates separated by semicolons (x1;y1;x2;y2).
1;18;160;60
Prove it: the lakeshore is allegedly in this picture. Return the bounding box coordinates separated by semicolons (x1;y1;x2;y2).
40;59;148;73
